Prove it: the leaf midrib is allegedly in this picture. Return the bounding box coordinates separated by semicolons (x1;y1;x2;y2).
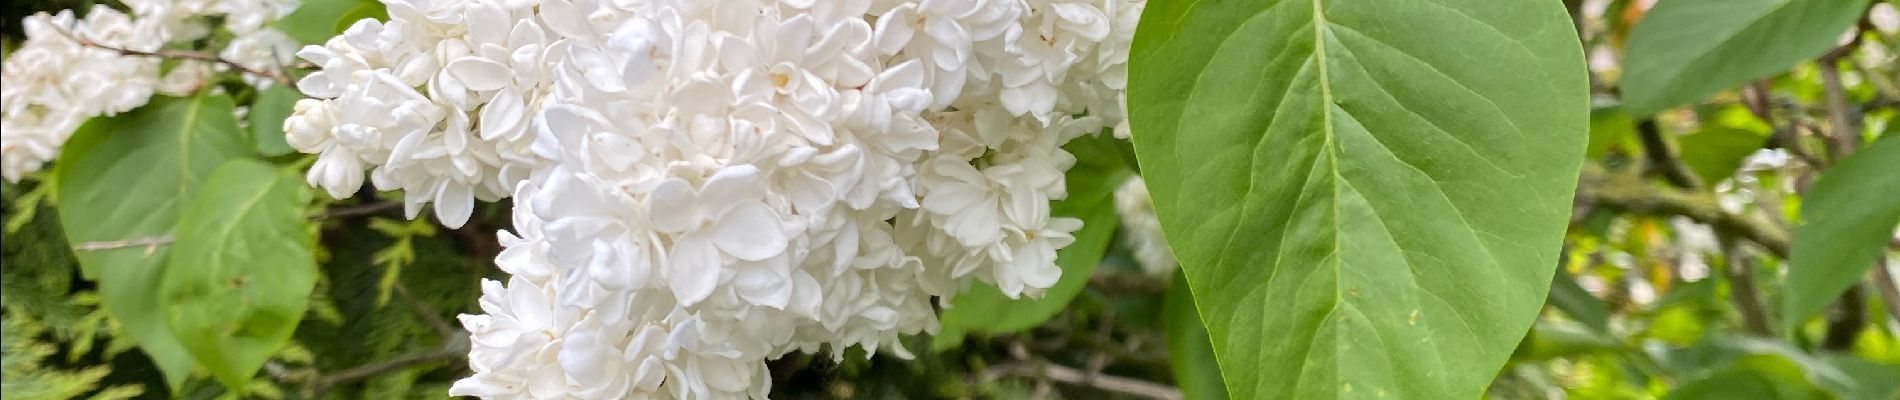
1306;0;1364;396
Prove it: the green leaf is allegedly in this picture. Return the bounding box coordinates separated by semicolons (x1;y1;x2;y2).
275;0;387;44
1822;354;1900;400
333;1;390;35
1665;367;1828;400
1549;269;1612;332
160;160;318;390
1653;337;1858;396
1588;107;1637;159
248;85;300;157
1782;137;1900;334
1620;0;1870;117
931;133;1132;350
1514;320;1624;362
1163;273;1228;400
1126;0;1588;398
1677;127;1768;185
56;94;251;391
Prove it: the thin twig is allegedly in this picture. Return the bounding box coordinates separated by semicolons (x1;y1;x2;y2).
1822;286;1866;351
1816;53;1861;159
1634;119;1704;190
983;362;1184;400
1719;235;1775;337
72;236;172;251
53;27;295;87
319;202;402;220
1873;260;1900;326
302;337;469;399
394;281;459;342
1088;271;1171;296
1579;166;1791;258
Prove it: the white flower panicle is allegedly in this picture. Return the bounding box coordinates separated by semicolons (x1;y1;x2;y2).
0;0;300;182
285;0;1146;397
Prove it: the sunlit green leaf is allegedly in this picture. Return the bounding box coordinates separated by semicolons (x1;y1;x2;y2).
1620;0;1870;116
56;94;251;391
1588;107;1637;159
1677;127;1767;186
161;160;317;390
1128;0;1587;398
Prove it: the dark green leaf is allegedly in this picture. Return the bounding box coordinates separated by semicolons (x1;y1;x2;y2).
1782;137;1900;334
1164;273;1227;400
1677;127;1768;186
160;160;317;390
1822;354;1900;400
1516;320;1623;361
1549;269;1612;332
931;133;1132;350
248;85;300;157
1620;0;1869;117
56;94;251;391
1665;367;1828;400
1127;0;1588;398
1654;337;1858;397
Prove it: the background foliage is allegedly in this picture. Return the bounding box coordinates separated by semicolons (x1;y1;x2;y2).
2;0;1898;399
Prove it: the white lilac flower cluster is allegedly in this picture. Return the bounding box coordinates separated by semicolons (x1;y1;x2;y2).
0;0;300;182
285;0;1144;397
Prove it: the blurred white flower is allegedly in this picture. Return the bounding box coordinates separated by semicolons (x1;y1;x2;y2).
1;0;301;181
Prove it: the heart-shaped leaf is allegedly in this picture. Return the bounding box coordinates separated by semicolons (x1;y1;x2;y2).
161;159;318;390
1127;0;1588;398
57;94;251;390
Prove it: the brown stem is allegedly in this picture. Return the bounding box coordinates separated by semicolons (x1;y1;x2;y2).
1635;119;1703;190
1821;286;1866;351
301;337;468;399
1579;166;1791;258
319;202;402;220
981;362;1183;400
1719;235;1775;336
1088;271;1171;296
1873;261;1900;326
1816;54;1861;160
54;27;296;87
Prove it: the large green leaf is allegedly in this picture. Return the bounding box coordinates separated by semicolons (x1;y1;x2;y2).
1126;0;1587;398
160;160;318;390
56;94;251;390
1163;273;1228;400
1620;0;1869;117
931;134;1132;350
1781;137;1900;334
